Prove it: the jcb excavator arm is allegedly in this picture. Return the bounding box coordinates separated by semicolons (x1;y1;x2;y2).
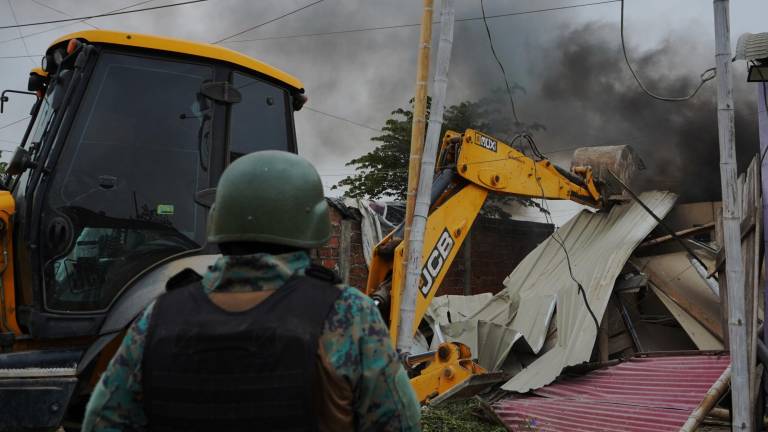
366;129;604;345
366;129;613;402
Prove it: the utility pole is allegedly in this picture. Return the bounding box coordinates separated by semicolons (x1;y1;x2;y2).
398;0;455;353
398;0;433;352
712;1;751;430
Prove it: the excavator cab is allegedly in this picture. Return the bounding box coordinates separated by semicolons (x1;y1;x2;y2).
0;30;306;430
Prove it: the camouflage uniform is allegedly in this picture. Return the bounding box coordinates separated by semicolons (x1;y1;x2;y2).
82;251;421;431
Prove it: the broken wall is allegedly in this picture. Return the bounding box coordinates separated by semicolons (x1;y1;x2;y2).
316;206;553;295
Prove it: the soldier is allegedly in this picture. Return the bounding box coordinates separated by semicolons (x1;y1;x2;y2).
83;151;421;431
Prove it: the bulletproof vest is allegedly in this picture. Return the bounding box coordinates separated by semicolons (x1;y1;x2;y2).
142;267;342;432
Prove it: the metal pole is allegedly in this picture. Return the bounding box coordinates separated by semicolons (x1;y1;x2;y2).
397;0;455;353
713;1;751;430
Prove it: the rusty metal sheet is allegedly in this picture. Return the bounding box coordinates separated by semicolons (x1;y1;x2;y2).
634;251;723;343
651;286;724;350
493;353;731;432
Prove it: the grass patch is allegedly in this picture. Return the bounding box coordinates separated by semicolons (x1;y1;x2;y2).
421;398;506;432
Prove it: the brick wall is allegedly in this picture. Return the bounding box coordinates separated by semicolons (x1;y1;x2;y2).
439;217;553;295
310;208;369;289
313;207;553;296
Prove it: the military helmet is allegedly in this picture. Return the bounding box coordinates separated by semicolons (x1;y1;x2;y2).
207;151;330;248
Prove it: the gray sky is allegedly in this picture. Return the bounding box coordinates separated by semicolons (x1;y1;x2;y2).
0;0;766;196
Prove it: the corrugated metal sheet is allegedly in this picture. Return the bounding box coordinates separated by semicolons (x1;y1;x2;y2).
735;32;768;62
651;286;723;350
633;251;723;348
426;293;494;327
461;191;677;392
492;354;731;432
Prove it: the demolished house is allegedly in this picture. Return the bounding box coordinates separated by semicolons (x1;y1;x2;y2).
321;155;764;431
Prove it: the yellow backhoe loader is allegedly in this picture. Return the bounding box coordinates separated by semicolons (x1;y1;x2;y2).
0;30;307;430
365;129;638;403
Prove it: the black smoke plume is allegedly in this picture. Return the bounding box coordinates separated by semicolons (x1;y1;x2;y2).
478;23;760;202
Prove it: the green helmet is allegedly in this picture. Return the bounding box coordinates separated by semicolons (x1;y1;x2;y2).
207;150;330;248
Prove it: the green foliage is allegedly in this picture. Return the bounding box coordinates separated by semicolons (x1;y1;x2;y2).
332;106;413;199
421;399;506;432
333;99;491;200
333;92;548;216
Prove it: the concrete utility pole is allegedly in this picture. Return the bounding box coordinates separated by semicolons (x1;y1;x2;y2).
398;0;455;353
712;1;752;430
398;0;433;352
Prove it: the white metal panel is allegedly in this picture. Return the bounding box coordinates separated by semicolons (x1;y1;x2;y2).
459;191;677;392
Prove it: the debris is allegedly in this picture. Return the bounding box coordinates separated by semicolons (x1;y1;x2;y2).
463;190;677;392
651;285;724;350
633;251;724;342
638;221;716;248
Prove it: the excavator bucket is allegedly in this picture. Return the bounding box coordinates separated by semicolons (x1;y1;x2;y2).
570;145;645;199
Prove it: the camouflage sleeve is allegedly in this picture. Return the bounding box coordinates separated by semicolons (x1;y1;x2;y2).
322;287;421;431
82;302;155;432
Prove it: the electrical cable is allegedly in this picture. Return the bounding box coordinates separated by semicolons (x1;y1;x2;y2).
6;0;35;67
0;116;31;131
303;106;380;132
211;0;324;44
0;0;155;46
620;0;716;102
526;133;601;333
0;0;206;30
0;54;40;59
224;0;621;43
29;0;100;29
480;0;521;125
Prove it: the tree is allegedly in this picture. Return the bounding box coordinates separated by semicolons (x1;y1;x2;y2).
333;99;490;200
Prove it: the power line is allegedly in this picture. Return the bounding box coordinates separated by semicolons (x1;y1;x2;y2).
6;0;36;67
0;0;207;30
303;106;380;133
224;0;621;44
211;0;324;44
480;0;521;126
0;53;41;59
620;0;715;102
29;0;100;30
0;0;155;46
0;116;31;131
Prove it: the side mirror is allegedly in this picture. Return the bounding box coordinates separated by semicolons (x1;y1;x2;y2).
0;90;36;114
194;188;216;208
6;147;37;176
51;70;72;110
200;82;241;104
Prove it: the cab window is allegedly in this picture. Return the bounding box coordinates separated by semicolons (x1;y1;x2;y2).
42;52;213;312
228;72;290;162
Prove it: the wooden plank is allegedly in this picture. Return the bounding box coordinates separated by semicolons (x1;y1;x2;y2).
639;222;716;248
742;161;756;391
715;207;729;346
747;157;761;403
643;264;724;340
